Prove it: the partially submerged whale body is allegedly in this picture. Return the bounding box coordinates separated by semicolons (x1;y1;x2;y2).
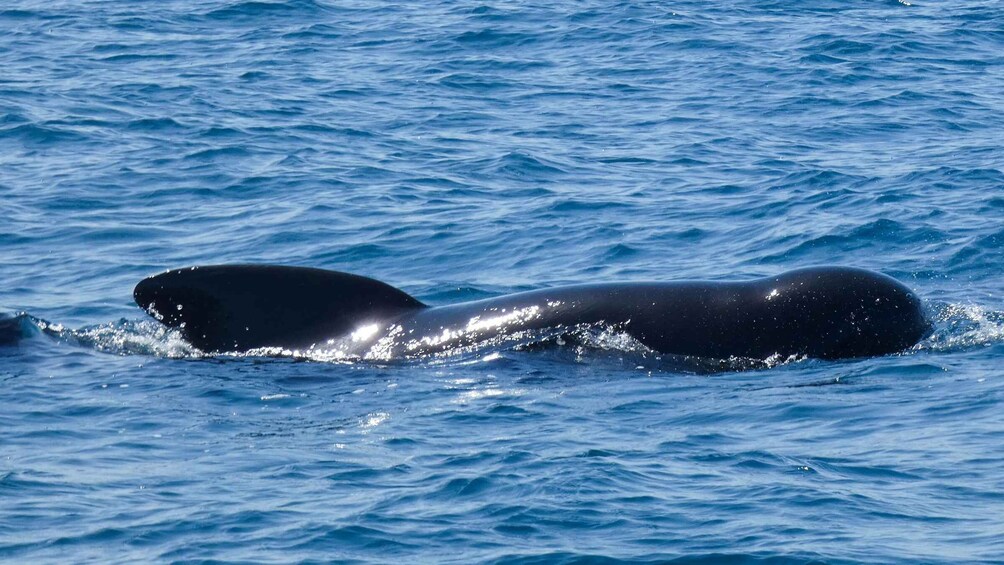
133;265;930;361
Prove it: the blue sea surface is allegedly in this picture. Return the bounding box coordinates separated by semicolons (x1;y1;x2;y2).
2;0;1003;562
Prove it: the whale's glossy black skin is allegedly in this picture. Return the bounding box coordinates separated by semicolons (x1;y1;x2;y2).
134;265;931;360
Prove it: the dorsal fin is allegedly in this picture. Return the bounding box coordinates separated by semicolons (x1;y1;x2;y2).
134;265;426;352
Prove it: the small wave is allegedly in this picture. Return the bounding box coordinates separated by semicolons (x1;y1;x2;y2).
5;312;198;358
124;117;189;132
492;151;568;177
1;311;810;373
0;9;37;19
0;123;87;144
11;301;998;371
763;218;946;263
807;38;874;57
200;0;328;20
65;320;199;358
921;302;1004;353
947;228;1004;273
183;146;251;161
453;29;533;49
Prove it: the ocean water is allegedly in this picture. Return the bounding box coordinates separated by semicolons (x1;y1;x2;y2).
2;0;1003;562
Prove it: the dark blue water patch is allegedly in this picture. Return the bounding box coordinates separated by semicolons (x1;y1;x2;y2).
0;313;30;346
1;123;88;144
0;9;37;19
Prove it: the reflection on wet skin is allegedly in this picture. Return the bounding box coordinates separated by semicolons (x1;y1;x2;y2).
406;304;547;352
350;323;380;343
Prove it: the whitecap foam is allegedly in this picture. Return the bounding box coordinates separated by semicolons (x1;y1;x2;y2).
920;302;1004;352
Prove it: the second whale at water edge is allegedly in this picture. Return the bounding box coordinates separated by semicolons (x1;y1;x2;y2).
132;264;931;362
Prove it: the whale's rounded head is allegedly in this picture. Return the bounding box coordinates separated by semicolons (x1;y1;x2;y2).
768;267;932;359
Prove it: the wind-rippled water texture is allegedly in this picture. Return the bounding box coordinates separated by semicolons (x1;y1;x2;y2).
2;1;1003;562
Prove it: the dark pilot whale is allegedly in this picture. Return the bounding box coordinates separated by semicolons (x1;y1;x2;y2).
133;265;930;360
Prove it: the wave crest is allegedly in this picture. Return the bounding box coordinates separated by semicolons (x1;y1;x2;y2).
921;302;1004;352
8;300;1002;370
